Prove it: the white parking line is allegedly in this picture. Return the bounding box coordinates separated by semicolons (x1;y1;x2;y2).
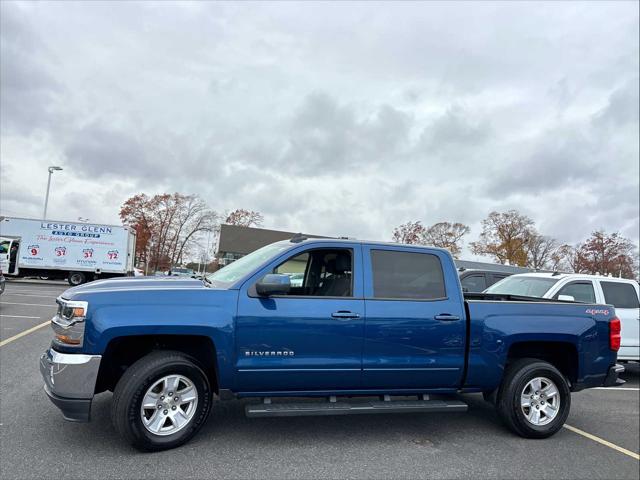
0;320;51;347
0;314;42;319
4;289;65;295
594;387;639;391
0;302;53;307
564;424;640;461
2;293;58;298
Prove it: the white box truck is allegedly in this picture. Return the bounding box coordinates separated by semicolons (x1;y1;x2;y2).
0;216;136;286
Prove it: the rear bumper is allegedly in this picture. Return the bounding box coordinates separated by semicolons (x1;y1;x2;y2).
39;348;101;422
602;363;625;387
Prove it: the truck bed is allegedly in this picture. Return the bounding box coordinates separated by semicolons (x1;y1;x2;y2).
464;292;574;303
462;293;616;392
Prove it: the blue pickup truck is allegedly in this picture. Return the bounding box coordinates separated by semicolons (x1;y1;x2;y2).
40;237;624;451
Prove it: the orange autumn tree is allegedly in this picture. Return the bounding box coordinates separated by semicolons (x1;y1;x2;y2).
471;210;534;267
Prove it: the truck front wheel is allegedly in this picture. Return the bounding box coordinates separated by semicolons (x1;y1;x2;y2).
111;351;212;451
68;272;86;286
496;358;571;439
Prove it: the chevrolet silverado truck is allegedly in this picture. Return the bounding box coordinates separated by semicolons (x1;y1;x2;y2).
40;237;624;451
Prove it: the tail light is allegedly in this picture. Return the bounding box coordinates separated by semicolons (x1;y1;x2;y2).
609;317;621;352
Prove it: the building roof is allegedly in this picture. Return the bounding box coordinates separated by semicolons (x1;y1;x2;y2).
454;259;534;274
216;224;328;256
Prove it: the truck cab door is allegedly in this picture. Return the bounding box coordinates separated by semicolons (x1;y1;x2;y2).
235;243;365;392
362;245;466;389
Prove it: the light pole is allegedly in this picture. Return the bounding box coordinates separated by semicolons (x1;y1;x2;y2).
43;166;63;219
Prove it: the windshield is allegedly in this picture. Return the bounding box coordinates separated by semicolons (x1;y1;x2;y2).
0;240;10;255
484;276;560;297
206;242;291;286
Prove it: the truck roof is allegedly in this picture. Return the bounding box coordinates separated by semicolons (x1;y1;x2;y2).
508;272;639;284
278;236;453;254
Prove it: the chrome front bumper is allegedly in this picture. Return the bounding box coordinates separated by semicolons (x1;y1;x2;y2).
39;348;101;422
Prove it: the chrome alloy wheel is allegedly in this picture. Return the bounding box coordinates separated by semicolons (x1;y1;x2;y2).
140;374;198;436
520;376;560;426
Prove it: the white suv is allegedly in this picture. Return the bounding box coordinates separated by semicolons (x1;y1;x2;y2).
485;273;640;362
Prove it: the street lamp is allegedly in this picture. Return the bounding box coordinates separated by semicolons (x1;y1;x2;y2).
43;166;63;219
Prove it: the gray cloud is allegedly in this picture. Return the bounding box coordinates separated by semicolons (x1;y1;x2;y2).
279;93;412;175
593;77;640;129
64;124;148;179
1;1;638;257
0;4;64;134
418;105;491;153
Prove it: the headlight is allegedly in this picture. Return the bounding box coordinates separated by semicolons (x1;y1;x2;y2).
52;298;88;347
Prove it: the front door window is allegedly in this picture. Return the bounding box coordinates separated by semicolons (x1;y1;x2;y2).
274;249;353;297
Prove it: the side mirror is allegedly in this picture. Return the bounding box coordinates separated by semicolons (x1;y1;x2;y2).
558;294;575;302
256;274;291;296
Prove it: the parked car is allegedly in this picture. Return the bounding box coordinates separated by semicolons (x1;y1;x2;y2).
288;272;305;287
169;267;195;277
458;268;513;292
485;273;639;362
40;238;623;451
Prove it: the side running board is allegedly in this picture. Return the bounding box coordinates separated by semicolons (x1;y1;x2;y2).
245;395;468;418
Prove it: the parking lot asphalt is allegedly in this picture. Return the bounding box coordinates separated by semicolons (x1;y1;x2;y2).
1;281;638;479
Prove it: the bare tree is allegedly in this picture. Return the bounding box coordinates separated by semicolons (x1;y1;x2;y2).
423;222;470;258
525;233;558;270
392;221;428;245
548;244;576;272
171;196;219;266
224;209;264;227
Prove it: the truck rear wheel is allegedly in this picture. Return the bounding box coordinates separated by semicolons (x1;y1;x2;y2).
111;350;212;451
68;272;86;286
496;358;570;439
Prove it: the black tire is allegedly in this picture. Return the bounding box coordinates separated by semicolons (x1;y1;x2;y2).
496;358;571;439
68;272;86;286
111;350;213;451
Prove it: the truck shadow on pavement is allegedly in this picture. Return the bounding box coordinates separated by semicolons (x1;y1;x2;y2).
84;392;507;454
60;361;640;455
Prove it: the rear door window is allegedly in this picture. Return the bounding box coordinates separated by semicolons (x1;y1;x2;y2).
370;250;446;300
554;281;596;303
460;274;487;292
600;282;640;309
488;273;509;288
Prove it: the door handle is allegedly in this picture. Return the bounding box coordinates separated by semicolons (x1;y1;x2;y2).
434;314;460;321
331;311;360;319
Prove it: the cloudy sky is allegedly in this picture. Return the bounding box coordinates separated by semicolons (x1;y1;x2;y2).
1;1;638;259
